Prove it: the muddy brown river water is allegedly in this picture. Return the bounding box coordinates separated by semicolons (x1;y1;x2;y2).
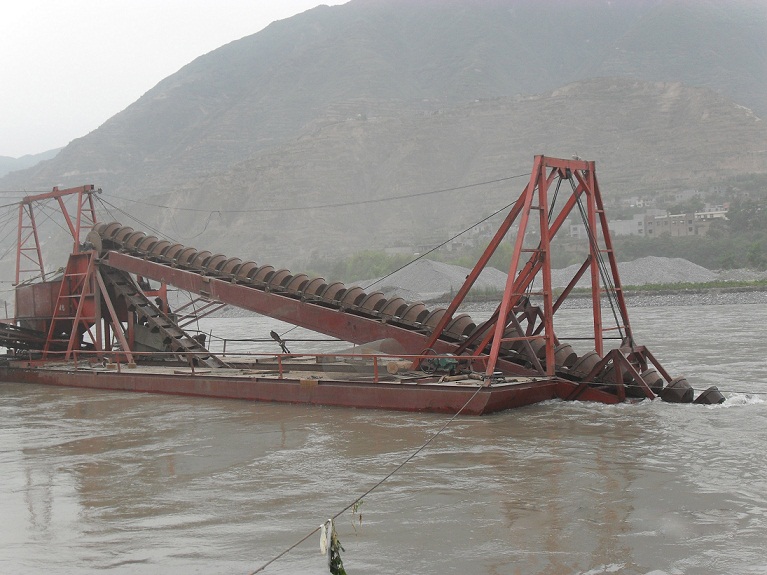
1;303;766;574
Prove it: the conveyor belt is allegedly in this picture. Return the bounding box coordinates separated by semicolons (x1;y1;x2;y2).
91;223;480;342
99;265;227;368
92;222;567;376
0;322;51;351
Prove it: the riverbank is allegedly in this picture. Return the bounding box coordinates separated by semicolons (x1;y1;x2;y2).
456;284;767;309
614;285;767;308
187;256;767;318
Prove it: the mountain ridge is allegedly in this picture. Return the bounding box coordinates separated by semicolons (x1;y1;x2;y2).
1;0;765;270
109;78;767;268
0;148;61;178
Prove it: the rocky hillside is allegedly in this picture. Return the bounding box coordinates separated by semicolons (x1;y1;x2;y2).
111;79;767;268
1;0;765;271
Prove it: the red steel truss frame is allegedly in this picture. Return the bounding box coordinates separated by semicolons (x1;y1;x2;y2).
15;185;98;285
9;157;667;403
420;155;634;377
14;185;131;360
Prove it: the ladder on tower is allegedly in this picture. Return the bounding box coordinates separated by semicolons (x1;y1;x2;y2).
43;252;99;359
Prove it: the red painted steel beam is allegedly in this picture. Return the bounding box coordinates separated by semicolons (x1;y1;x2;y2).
422;157;584;368
103;251;456;354
486;155;545;376
582;163;605;356
95;268;134;364
536;158;556;374
103;252;542;379
15;203;46;285
21;185;96;205
510;177;587;294
591;171;634;344
418;188;528;355
16;185;98;286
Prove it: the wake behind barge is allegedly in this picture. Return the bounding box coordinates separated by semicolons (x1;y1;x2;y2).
0;156;723;414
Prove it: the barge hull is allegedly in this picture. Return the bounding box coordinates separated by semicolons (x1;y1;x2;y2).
0;365;614;415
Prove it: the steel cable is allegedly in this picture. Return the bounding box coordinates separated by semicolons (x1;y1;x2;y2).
100;174;530;214
246;382;486;574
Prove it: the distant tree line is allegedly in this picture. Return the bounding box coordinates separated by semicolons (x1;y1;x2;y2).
306;195;767;282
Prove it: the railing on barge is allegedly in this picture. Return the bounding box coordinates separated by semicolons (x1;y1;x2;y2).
12;349;495;386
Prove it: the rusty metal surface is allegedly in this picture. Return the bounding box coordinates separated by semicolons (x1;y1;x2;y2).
103;251;461;355
660;376;694;403
0;322;49;350
92;159;674;401
99;265;226;368
0;364;572;415
15;281;61;328
693;386;725;404
7;157;701;412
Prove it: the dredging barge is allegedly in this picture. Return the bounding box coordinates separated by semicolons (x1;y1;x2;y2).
0;156;723;414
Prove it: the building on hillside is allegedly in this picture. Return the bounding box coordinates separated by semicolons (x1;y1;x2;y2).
644;205;728;237
621;195;657;208
668;189;702;204
609;209;666;237
610;214;645;236
696;204;730;219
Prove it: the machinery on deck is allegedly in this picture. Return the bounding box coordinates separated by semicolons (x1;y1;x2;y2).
0;156;724;413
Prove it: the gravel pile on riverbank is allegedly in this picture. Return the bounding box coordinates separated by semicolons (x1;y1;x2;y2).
622;289;767;307
363;257;767;301
202;257;766;318
715;268;767;282
550;256;719;288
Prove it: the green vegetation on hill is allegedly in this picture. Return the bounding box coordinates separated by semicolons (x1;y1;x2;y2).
614;234;767;270
310;192;767;282
614;196;767;270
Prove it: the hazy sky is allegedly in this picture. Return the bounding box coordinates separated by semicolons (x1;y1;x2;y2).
0;1;347;158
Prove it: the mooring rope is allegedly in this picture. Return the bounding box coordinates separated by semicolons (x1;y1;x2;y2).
246;382;487;574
